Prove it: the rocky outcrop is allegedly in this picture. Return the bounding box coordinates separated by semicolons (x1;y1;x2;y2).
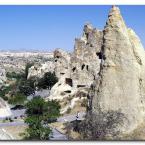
27;61;55;79
48;5;145;136
54;49;71;79
49;24;103;113
0;67;7;88
53;24;103;88
91;6;145;134
0;98;12;118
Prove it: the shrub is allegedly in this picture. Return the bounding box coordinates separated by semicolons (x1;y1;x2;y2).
6;72;24;80
72;110;125;140
37;72;58;90
66;107;71;114
22;96;61;140
66;111;125;140
0;86;12;100
81;99;88;107
8;92;27;105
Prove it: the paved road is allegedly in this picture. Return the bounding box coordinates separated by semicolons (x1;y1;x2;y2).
57;112;86;123
0;121;67;140
27;89;50;100
51;112;86;140
0;121;68;140
49;127;68;140
11;109;26;118
0;121;25;127
0;112;85;140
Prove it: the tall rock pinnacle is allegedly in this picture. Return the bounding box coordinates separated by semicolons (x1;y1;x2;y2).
50;5;145;138
91;5;145;134
105;5;127;31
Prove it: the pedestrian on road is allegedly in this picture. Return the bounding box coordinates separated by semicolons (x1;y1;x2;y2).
76;112;79;120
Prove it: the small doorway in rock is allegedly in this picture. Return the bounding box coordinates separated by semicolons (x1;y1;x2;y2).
96;52;102;59
72;67;76;72
81;64;85;70
86;65;89;71
65;78;73;87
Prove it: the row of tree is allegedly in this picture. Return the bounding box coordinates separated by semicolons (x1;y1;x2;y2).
22;96;61;140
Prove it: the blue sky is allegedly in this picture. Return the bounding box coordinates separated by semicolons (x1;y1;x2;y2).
0;5;144;52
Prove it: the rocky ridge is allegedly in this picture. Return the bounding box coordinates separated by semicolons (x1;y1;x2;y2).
47;6;145;136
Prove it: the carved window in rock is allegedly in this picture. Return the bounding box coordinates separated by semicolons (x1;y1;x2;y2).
56;56;60;59
77;85;86;88
81;64;85;70
96;52;106;60
96;52;103;59
60;73;65;75
90;44;93;47
85;32;89;40
64;90;71;93
72;67;76;72
65;78;73;87
86;65;89;71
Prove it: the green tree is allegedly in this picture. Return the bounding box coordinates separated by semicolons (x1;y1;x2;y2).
0;86;12;101
22;96;61;140
18;78;36;96
37;72;58;90
8;92;27;105
6;71;24;80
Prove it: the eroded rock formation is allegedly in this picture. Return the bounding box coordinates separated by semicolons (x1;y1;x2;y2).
0;98;12;118
91;5;145;134
48;24;103;113
27;61;55;79
49;5;145;136
0;68;6;86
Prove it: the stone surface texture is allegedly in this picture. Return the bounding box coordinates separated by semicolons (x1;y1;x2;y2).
49;6;145;135
0;98;12;118
0;68;6;85
91;6;145;134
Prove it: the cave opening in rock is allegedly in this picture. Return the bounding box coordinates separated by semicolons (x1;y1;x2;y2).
96;52;103;59
90;44;93;47
60;73;65;75
72;67;76;72
81;64;85;70
65;78;73;87
85;33;89;40
64;90;71;93
77;85;86;88
86;65;89;71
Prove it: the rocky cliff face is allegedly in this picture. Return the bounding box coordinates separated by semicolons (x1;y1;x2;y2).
49;6;145;135
53;23;103;88
91;6;145;134
27;61;55;79
49;24;103;113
